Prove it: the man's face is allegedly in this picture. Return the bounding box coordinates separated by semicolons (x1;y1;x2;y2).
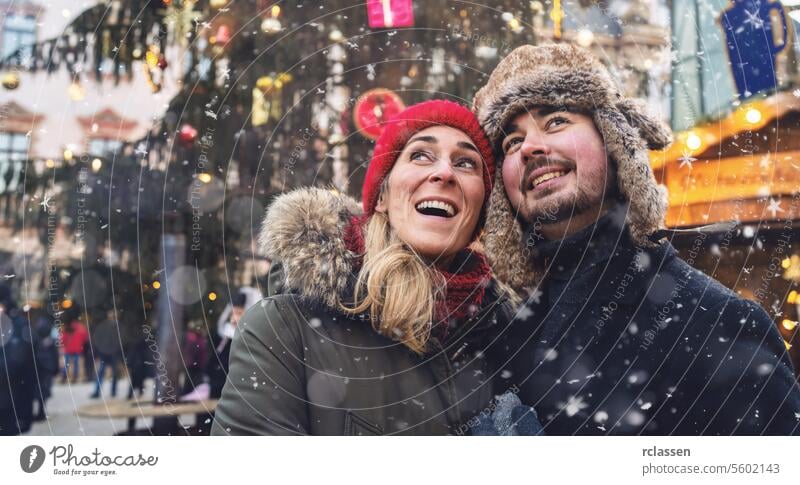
499;107;614;229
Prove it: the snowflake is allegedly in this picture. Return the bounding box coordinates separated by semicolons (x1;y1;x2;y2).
793;89;800;98
678;150;696;169
39;192;53;210
758;154;771;169
766;197;784;218
527;287;544;305
743;8;764;29
560;395;588;417
515;305;535;321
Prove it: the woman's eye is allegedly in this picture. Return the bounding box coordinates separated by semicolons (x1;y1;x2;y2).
455;158;477;169
503;137;523;154
410;151;432;162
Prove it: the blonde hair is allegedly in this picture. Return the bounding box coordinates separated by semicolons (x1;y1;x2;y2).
340;211;443;354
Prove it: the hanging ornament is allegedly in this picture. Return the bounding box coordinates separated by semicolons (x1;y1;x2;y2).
145;49;159;69
1;72;20;90
142;45;164;93
211;24;232;45
68;81;85;101
252;73;292;126
210;0;227;8
261;4;283;34
366;0;415;29
353;88;405;140
261;17;282;34
178;123;198;147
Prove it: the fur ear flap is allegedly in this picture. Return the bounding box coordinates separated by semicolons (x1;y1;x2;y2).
616;98;672;150
481;171;538;292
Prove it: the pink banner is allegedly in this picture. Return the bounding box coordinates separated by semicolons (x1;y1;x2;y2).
366;0;414;28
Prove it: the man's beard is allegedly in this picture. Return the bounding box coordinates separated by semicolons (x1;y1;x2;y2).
516;156;616;229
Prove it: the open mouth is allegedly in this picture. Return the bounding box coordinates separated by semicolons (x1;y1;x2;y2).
527;169;570;191
415;200;457;218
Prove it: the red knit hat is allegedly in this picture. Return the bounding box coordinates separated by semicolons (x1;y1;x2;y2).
361;100;495;216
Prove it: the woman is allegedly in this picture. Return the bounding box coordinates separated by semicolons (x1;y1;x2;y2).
212;100;521;435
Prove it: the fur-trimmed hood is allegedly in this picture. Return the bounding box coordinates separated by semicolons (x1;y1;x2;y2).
472;44;672;291
259;187;362;309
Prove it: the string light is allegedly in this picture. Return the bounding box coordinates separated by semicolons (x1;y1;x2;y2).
744;107;762;124
685;132;702;151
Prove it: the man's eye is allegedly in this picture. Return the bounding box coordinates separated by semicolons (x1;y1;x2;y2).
503;137;523;154
546;116;569;130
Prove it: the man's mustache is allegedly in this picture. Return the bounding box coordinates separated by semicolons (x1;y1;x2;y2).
519;156;576;193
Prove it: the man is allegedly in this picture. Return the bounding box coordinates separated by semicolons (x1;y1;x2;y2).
473;44;800;435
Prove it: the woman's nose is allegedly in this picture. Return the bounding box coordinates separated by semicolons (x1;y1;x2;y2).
428;159;456;184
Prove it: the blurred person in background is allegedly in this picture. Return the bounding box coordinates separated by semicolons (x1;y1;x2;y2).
0;283;35;435
206;291;247;400
90;310;123;399
29;306;59;421
60;313;89;384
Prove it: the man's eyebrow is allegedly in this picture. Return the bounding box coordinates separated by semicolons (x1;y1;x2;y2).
407;135;437;145
456;141;479;153
534;106;570;117
504;124;519;135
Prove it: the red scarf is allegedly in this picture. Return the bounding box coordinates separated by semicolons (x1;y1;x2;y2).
343;216;492;329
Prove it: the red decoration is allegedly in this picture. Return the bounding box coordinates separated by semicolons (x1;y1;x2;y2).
366;0;414;28
214;24;231;45
157;55;168;70
178;124;198;147
353;88;406;140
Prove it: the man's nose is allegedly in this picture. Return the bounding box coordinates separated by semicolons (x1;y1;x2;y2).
521;133;551;161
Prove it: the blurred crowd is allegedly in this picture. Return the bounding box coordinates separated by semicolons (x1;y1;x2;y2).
0;282;257;435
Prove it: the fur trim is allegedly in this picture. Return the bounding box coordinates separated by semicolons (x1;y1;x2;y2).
482;166;537;291
473;44;671;290
259;187;362;308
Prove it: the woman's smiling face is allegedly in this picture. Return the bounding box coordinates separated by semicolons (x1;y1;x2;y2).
375;125;486;267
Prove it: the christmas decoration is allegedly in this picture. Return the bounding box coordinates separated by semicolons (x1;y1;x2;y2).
722;0;788;99
252;73;292;126
353;88;406;140
1;72;20;90
178;123;198;147
261;3;283;33
67;81;85;101
212;24;232;45
142;45;166;93
367;0;415;29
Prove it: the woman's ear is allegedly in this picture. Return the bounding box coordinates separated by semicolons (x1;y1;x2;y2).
374;192;387;214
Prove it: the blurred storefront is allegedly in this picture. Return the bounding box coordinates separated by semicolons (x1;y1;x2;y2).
658;0;800;368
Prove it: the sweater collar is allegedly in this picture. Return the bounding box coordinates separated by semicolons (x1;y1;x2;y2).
529;203;632;280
